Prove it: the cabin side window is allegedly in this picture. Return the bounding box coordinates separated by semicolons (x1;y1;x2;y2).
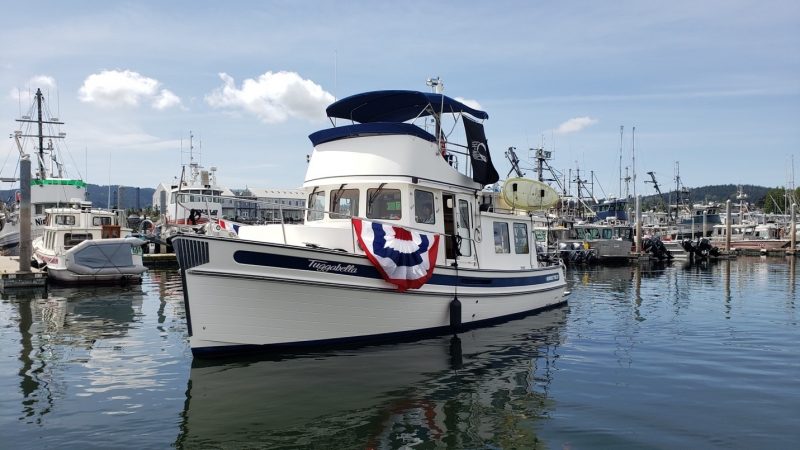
330;189;360;219
367;188;402;220
414;190;435;224
493;222;510;254
307;191;326;221
93;217;113;226
55;215;76;226
602;228;613;239
513;223;529;254
64;233;92;249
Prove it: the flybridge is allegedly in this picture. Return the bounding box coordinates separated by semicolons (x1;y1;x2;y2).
308;89;499;187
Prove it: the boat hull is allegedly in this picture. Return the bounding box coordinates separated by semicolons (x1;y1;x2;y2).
174;236;568;355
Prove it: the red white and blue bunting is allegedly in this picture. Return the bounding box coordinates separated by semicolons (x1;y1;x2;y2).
217;219;241;235
352;218;440;292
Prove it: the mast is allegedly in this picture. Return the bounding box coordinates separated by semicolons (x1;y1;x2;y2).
15;88;65;180
619;125;623;198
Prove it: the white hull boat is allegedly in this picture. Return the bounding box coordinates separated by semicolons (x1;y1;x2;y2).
33;202;147;284
175;87;568;355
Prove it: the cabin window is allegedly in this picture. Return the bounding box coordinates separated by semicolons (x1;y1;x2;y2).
64;233;92;249
330;189;359;219
367;188;402;220
307;191;326;221
493;222;510;254
414;190;435;224
534;229;547;242
615;228;632;240
602;228;613;239
55;215;76;226
513;223;529;254
458;200;471;256
575;228;585;239
93;217;113;226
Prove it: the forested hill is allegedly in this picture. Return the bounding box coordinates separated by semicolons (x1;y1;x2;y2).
639;184;772;208
0;184;155;210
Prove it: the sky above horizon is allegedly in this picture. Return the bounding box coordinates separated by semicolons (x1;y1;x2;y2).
1;0;798;198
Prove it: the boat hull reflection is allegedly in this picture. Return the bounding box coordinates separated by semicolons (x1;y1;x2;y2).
178;306;568;448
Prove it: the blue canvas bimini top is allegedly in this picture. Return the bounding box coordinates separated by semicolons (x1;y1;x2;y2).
325;90;489;123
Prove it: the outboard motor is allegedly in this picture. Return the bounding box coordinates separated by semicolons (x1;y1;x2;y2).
696;238;713;259
680;238;696;254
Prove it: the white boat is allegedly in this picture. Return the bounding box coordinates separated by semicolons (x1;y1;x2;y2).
173;88;568;355
710;221;790;252
0;88;87;250
32;201;147;284
150;132;232;245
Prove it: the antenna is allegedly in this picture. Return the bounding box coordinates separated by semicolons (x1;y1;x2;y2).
631;126;636;199
619;125;623;198
426;76;443;94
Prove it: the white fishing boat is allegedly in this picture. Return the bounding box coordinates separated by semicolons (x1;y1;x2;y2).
32;201;146;284
0;88;87;250
150;132;233;245
173;87;568;355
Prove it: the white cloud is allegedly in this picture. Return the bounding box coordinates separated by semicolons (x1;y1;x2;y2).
554;116;598;134
78;70;182;109
455;96;483;111
8;75;57;101
205;71;334;123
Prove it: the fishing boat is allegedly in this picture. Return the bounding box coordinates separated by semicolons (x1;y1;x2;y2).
173;87;568;355
552;222;634;263
32;200;147;284
0;88;87;250
148;132;235;247
710;222;791;252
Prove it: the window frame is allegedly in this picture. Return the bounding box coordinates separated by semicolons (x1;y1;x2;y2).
493;221;511;254
414;190;435;225
513;222;529;254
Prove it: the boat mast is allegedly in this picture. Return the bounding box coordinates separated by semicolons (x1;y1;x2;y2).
15;88;65;180
619;125;623;198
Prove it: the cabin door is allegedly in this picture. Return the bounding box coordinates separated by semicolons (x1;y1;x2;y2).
443;193;475;264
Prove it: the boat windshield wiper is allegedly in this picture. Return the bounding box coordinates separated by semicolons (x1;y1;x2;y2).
331;183;346;209
367;183;386;216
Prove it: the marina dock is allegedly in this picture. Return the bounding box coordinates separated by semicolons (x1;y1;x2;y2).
0;255;46;290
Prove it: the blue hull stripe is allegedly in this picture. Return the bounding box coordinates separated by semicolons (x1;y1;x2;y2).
232;250;559;287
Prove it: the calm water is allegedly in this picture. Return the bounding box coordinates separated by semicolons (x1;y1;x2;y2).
1;258;798;449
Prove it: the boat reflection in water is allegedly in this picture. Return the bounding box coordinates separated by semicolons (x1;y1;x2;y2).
9;284;144;426
177;306;568;449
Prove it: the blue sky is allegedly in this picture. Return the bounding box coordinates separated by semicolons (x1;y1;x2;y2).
1;0;798;197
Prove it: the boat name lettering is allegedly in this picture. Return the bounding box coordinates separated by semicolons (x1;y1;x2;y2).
308;259;358;274
546;274;559;282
